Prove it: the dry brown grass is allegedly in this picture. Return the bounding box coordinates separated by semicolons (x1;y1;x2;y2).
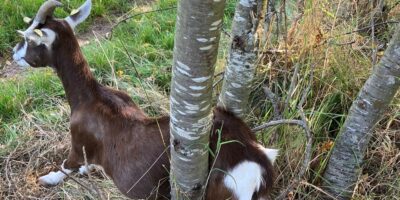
0;85;169;199
250;0;400;199
0;101;126;199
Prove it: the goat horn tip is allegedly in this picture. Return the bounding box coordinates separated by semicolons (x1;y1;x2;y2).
23;16;32;24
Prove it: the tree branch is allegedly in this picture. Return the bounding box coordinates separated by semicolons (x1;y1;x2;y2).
251;119;306;133
254;65;314;200
108;6;177;39
284;63;300;111
263;86;281;120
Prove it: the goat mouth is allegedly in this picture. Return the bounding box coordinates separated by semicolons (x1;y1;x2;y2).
13;57;31;68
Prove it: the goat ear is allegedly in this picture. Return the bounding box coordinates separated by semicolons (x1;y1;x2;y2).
65;0;92;29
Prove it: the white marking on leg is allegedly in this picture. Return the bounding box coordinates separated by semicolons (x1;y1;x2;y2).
38;160;72;186
223;161;264;200
78;164;95;175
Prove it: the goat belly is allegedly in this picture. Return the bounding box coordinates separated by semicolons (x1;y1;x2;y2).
108;158;170;199
103;132;170;199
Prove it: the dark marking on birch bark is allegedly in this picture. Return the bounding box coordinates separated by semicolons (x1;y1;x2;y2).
173;139;180;147
232;35;245;51
358;100;366;109
192;183;202;191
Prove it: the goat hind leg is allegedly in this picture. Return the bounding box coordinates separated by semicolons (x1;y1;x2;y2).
78;164;96;175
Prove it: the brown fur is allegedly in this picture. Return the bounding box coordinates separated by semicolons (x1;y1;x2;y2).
16;16;275;200
207;107;275;200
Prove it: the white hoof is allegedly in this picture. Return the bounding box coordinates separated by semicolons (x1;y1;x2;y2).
38;160;73;186
38;171;67;186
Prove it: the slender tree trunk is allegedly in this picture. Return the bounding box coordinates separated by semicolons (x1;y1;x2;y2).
322;25;400;199
170;0;225;199
262;0;276;44
217;0;261;118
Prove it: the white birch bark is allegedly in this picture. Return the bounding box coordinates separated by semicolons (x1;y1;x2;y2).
322;25;400;199
217;0;260;118
170;0;226;199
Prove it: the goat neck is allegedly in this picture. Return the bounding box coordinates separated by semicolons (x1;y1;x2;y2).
52;23;98;111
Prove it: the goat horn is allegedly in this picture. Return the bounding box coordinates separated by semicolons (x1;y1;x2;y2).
34;0;63;24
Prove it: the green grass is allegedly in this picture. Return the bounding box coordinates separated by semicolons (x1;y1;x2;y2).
84;0;177;90
0;69;64;143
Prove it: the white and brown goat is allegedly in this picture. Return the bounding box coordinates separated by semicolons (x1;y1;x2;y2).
13;0;278;199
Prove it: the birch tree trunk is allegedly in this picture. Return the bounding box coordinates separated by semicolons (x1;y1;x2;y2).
217;0;260;118
170;0;225;199
322;25;400;200
262;0;275;44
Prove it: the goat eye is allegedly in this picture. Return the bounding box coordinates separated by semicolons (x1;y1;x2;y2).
26;38;36;45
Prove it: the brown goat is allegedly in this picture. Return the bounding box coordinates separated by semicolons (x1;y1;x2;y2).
12;1;278;199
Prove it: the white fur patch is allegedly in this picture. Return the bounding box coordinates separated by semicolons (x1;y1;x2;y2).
263;148;279;164
257;144;279;164
13;41;30;68
25;28;57;47
15;59;31;68
38;160;72;186
223;161;264;200
78;164;95;175
40;28;57;47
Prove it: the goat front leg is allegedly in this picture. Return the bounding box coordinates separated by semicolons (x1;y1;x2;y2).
78;164;96;175
38;149;83;186
37;160;74;186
